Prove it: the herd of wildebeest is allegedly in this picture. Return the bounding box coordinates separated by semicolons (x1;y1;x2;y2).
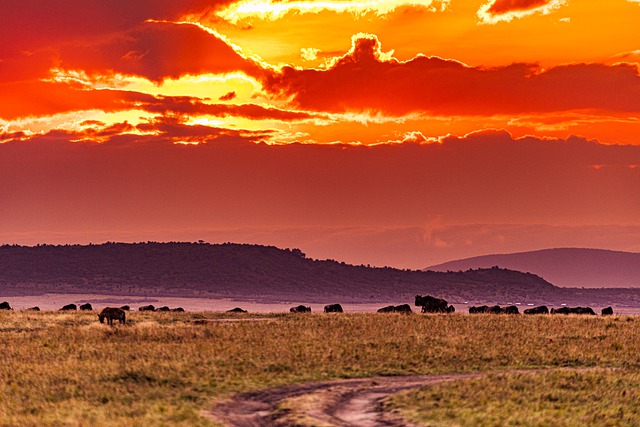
0;295;615;326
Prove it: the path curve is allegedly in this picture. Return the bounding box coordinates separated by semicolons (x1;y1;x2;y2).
204;369;563;427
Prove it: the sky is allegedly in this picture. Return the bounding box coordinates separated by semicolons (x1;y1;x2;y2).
1;0;639;268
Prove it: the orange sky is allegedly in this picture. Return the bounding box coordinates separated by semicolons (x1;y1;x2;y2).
1;0;639;267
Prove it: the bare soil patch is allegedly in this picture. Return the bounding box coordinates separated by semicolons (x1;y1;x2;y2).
205;371;521;427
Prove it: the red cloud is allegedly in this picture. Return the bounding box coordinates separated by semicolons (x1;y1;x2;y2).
486;0;553;14
58;22;263;83
0;1;254;83
264;35;640;116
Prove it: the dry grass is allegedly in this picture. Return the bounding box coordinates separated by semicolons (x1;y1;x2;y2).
387;369;640;426
1;311;640;426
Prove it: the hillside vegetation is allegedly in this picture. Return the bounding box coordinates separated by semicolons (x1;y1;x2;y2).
0;242;555;303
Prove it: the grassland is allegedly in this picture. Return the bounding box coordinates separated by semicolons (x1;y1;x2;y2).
1;310;640;426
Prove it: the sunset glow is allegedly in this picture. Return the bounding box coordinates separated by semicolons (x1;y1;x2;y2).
1;0;639;267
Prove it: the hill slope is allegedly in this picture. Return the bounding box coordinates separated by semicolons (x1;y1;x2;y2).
426;248;640;288
0;242;556;303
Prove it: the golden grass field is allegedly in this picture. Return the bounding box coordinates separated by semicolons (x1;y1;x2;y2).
1;310;640;426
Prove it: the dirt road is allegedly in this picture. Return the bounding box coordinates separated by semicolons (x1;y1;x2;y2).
205;372;486;427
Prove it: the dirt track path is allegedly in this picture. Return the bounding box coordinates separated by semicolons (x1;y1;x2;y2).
205;371;516;426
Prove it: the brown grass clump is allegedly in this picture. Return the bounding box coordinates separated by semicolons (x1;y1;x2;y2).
1;311;640;426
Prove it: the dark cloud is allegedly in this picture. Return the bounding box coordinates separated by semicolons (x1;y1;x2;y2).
263;34;640;116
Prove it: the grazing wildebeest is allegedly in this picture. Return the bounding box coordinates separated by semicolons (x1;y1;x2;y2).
324;304;343;313
551;306;596;315
27;306;40;311
79;303;93;311
446;305;456;313
601;306;614;316
394;304;413;313
414;295;449;313
138;305;155;312
227;307;248;313
120;305;131;311
504;306;520;315
489;305;505;314
572;307;596;315
524;305;549;315
60;304;77;311
290;305;312;313
172;307;185;312
0;301;12;310
155;306;171;312
98;307;126;325
378;304;413;314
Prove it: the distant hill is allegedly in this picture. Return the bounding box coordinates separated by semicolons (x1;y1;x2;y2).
426;248;640;288
3;243;640;307
0;242;558;304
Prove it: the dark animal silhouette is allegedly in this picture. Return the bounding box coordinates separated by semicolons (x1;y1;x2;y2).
290;305;311;313
394;304;413;313
227;307;248;313
155;306;171;312
172;307;185;312
469;305;490;314
79;303;93;311
446;305;456;313
489;305;504;314
524;306;549;315
120;305;131;311
504;305;520;315
324;304;343;313
0;301;12;310
60;304;77;311
98;307;126;325
601;306;614;315
377;304;412;314
414;295;449;313
27;306;40;311
551;306;596;315
138;305;155;311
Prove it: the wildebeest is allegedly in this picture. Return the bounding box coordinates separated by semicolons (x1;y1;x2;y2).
138;305;155;312
504;305;520;315
469;305;518;314
324;304;343;313
172;307;185;312
377;304;412;314
120;305;130;311
155;306;171;312
415;295;449;313
290;305;312;313
551;306;596;315
60;304;77;311
227;307;248;313
489;305;504;314
79;303;93;311
446;305;456;313
27;306;40;311
98;307;126;325
0;301;12;310
524;306;549;315
601;306;614;315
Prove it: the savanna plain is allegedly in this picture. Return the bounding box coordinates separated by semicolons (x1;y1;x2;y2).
1;310;640;426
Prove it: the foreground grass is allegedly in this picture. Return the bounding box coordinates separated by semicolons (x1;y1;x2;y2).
387;369;640;426
1;311;640;426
